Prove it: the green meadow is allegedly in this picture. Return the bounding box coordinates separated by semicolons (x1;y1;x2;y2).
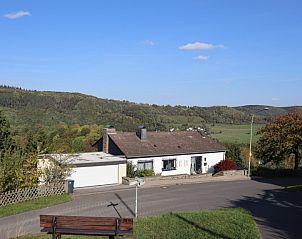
207;124;264;144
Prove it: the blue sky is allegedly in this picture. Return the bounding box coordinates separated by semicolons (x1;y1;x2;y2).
0;0;301;106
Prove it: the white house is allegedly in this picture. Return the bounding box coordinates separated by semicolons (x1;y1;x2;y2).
94;126;226;176
38;152;127;188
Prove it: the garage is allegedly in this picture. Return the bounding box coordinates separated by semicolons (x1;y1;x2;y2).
71;164;119;188
39;152;127;188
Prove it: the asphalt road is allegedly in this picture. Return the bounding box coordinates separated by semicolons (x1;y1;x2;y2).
0;177;301;239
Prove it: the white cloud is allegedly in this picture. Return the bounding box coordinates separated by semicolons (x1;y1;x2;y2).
272;97;280;101
3;11;31;20
193;55;209;61
179;42;224;50
142;40;155;46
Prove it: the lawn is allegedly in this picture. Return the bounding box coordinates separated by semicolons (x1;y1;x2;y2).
16;208;261;239
285;185;302;192
207;124;264;144
0;194;72;218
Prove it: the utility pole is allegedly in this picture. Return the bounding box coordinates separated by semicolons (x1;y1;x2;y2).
135;184;138;218
248;107;269;177
134;177;145;218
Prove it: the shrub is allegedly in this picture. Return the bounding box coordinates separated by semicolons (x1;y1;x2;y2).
136;169;155;177
127;161;136;178
252;166;302;177
214;159;237;173
224;143;244;169
126;162;155;178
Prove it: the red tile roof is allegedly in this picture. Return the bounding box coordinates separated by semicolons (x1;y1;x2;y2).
108;131;226;158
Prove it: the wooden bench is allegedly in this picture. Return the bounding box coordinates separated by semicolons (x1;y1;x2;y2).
40;215;133;239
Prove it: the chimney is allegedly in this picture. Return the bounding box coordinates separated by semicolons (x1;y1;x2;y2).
136;125;147;140
102;125;116;153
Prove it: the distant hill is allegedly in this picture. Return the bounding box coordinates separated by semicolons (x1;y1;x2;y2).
0;85;300;133
234;105;302;117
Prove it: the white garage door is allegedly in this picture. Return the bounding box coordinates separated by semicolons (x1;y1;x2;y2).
71;165;119;188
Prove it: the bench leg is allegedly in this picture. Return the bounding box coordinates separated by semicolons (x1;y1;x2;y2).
109;236;115;239
54;233;61;239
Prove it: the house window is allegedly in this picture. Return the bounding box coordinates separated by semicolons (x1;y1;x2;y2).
137;161;153;171
162;159;176;171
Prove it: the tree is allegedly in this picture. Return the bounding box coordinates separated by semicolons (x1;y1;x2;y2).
0;111;15;158
16;153;41;188
225;143;244;169
255;109;302;171
0;150;21;192
0;112;41;192
39;155;73;184
0;111;20;192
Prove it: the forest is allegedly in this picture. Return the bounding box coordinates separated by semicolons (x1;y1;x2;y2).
1;85;299;132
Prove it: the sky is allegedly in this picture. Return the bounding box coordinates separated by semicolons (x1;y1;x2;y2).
0;0;301;107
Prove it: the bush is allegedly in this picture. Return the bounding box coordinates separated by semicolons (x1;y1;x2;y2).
214;159;237;173
224;143;244;169
127;161;136;178
252;166;302;177
136;169;155;177
126;162;155;178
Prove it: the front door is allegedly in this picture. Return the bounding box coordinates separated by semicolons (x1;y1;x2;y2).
195;156;202;173
191;156;202;174
191;157;196;174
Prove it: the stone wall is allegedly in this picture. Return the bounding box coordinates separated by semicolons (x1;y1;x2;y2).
122;170;247;185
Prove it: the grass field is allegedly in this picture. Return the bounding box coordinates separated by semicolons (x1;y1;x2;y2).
0;194;72;218
207;124;264;144
16;208;261;239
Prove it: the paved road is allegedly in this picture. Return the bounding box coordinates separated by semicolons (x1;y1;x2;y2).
1;177;301;239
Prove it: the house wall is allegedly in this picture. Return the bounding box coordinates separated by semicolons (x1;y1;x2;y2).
128;151;225;176
201;152;225;173
118;163;127;184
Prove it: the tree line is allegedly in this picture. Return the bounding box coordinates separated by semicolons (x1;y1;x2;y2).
1;86;288;134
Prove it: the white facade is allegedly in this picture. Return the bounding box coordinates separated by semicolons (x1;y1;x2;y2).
128;151;225;176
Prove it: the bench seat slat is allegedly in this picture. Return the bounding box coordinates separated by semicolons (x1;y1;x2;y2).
41;228;133;236
42;228;117;236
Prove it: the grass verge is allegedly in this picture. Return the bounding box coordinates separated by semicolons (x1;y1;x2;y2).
16;208;261;239
285;185;302;192
0;194;72;218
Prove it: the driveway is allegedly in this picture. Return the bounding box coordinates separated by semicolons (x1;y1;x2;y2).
0;177;301;239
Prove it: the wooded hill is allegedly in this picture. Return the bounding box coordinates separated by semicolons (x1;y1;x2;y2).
0;85;300;133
